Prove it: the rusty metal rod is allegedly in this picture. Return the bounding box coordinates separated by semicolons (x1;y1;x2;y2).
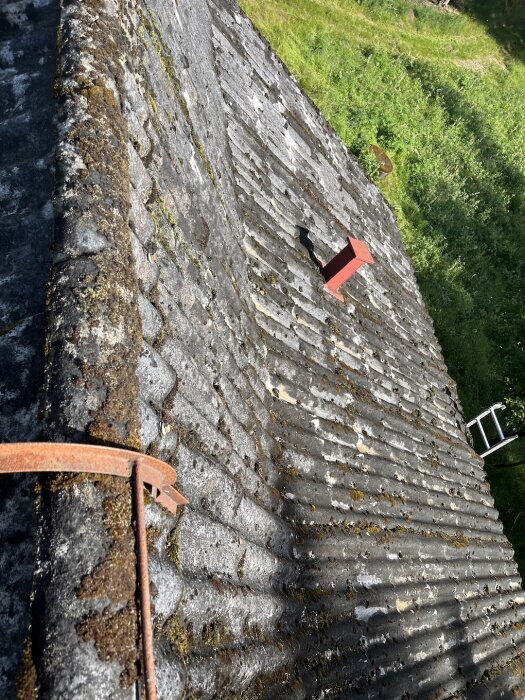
0;443;188;697
133;463;157;700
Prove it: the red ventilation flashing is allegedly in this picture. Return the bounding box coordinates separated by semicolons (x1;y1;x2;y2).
322;236;375;301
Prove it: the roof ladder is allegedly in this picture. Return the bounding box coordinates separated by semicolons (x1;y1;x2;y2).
467;403;518;458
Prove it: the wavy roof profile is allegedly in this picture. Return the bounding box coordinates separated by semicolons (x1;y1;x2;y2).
1;0;524;698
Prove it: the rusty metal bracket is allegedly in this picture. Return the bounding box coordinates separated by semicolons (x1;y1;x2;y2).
0;442;188;700
322;236;375;301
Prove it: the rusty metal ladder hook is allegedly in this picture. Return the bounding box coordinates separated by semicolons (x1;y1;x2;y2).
0;442;188;700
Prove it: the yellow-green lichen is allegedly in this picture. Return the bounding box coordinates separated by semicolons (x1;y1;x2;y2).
201;619;234;650
164;613;194;657
166;516;184;570
196;141;217;187
15;636;36;700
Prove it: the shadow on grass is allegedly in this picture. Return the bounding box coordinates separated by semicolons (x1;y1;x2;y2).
487;455;525;577
461;0;525;63
394;52;525;575
399;58;525;419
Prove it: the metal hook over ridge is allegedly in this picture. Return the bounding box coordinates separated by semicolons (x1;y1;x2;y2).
0;442;188;700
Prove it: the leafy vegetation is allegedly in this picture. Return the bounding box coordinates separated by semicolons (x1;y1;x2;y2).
239;0;525;570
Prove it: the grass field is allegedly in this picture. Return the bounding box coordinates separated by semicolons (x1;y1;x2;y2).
238;0;525;571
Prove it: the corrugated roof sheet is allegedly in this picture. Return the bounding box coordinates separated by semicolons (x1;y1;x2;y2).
122;0;525;697
1;0;525;697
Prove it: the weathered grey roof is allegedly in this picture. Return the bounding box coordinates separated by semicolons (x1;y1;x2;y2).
1;0;525;698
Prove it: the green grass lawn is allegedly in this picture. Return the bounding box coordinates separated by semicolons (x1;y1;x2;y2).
239;0;525;572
